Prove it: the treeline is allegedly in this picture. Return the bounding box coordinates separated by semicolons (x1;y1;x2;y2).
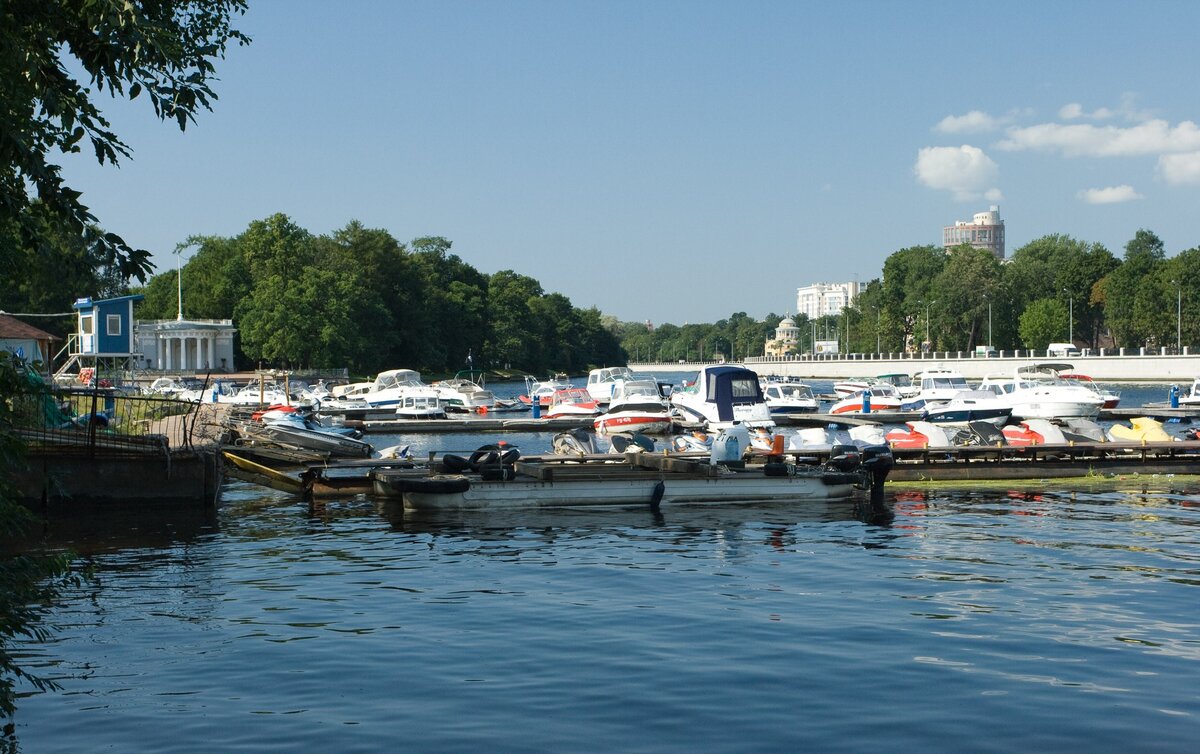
615;229;1200;359
129;214;624;376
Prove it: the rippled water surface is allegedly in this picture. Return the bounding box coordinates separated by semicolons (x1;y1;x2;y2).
9;379;1200;751
11;479;1199;752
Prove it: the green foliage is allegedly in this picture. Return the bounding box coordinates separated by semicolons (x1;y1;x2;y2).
0;357;77;718
0;205;130;339
1018;298;1068;349
0;0;250;283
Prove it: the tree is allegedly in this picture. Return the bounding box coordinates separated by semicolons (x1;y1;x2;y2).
1018;298;1068;349
931;246;1004;351
879;245;946;351
1099;229;1166;347
1;0;250;282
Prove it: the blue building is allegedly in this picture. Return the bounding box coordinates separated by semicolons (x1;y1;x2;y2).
54;294;145;383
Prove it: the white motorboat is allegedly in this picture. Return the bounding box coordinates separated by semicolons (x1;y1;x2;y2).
1177;377;1200;406
833;373;915;399
669;364;775;431
544;387;602;419
594;378;673;434
922;390;1011;426
432;370;496;413
760;380;819;416
585;366;636;404
910;369;971;407
520;373;573;407
1057;370;1120;409
224;382;294;405
362;368;426;408
395;388;446;419
979;365;1104;419
829;384;915;415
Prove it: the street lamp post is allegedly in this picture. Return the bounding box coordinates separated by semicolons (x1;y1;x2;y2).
1063;288;1073;344
875;307;881;354
923;300;936;352
1173;280;1182;352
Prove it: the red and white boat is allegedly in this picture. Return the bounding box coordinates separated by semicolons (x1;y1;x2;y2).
544;388;602;419
594;378;673;434
1057;372;1120;409
518;373;573;407
829;384;909;414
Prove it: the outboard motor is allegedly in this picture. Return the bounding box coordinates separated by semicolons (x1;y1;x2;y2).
858;444;894;508
825;443;862;472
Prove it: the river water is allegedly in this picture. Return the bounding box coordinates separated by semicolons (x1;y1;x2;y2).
7;379;1200;752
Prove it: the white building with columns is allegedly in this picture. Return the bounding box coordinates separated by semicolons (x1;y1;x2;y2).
796;282;859;319
135;318;238;372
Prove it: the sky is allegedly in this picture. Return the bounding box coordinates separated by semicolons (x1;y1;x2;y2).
56;0;1200;325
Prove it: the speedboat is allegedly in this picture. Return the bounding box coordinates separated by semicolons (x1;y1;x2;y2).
910;369;970;407
585;366;636;404
1057;371;1120;409
594;378;673;434
835;374;915;399
760;380;819;416
395;388;446;419
669;364;775;431
519;373;573;407
829;384;915;414
922;390;1011;426
433;370;496;413
978;365;1104;419
361;368;426;408
544;387;602;418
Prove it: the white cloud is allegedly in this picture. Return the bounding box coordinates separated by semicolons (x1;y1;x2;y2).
1059;103;1116;121
914;145;1000;201
1078;185;1142;204
996;119;1200;157
1158;152;1200;184
936;110;999;134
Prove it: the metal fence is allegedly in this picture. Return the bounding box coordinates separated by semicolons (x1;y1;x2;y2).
8;384;203;458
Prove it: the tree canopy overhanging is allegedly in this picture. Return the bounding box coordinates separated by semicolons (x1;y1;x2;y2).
0;0;250;282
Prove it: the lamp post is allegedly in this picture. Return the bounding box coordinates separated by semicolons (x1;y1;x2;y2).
923;300;936;352
875;306;881;354
1062;288;1073;344
1173;280;1182;352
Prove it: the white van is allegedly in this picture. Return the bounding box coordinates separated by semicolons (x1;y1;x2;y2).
1047;342;1080;357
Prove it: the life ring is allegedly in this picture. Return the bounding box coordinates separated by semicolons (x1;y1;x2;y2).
441;454;471;473
468;448;501;470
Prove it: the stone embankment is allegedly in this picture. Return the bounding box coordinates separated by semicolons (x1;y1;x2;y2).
634;353;1200;382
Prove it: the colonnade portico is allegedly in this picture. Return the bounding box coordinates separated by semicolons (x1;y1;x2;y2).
155;332;220;370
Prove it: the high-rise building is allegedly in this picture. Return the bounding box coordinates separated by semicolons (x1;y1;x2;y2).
943;205;1005;259
796;282;859;320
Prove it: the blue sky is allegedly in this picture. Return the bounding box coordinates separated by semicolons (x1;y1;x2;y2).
58;0;1200;324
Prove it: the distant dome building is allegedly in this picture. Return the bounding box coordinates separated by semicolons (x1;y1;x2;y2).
765;315;800;357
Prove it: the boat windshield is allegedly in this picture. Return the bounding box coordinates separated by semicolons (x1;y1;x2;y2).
924;376;968;390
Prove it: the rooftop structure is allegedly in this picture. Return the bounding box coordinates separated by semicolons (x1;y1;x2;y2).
796;282;859;320
944;205;1005;260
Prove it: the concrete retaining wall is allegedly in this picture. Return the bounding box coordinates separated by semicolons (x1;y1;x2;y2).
633;353;1200;382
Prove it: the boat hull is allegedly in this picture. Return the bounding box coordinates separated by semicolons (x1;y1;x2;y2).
594;413;673;435
395;470;860;511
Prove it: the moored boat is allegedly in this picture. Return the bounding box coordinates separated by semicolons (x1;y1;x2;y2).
594;378;673;434
369;444;893;511
669;364;775;431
